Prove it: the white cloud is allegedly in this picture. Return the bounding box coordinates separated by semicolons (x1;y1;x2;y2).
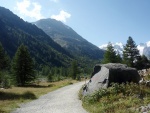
51;10;71;23
15;0;44;20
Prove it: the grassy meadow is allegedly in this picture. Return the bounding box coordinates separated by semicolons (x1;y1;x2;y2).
0;79;76;113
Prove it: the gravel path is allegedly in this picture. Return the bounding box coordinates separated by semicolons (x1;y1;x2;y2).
12;81;88;113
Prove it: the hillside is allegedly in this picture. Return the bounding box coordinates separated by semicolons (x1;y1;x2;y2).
33;18;104;60
0;6;72;67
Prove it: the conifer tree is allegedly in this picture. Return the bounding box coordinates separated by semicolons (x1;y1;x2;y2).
70;60;78;79
0;42;10;70
135;55;150;69
141;55;150;68
12;44;35;86
123;37;140;67
102;42;122;63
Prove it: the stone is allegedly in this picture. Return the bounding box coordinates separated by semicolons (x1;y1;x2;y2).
83;63;141;95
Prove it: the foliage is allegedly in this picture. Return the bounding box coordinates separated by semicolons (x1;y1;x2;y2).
0;42;10;70
11;44;35;86
46;66;69;82
42;65;51;76
102;42;122;63
135;55;150;70
82;83;150;113
0;71;11;88
70;60;78;79
0;42;11;88
123;37;140;67
47;73;53;82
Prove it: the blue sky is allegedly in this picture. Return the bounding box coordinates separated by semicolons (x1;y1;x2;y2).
0;0;150;46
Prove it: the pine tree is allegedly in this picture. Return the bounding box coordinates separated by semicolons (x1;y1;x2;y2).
123;37;140;67
0;42;10;70
141;55;150;69
135;55;150;69
116;53;122;63
12;44;35;86
70;60;78;79
102;42;122;63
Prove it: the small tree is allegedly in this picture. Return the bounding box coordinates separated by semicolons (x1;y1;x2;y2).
12;44;35;86
123;37;140;67
102;42;122;63
70;60;78;80
47;72;53;82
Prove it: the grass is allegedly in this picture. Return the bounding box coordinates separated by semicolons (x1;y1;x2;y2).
80;82;150;113
0;79;76;113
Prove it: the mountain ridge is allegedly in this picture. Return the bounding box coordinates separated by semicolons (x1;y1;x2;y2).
0;6;72;67
33;18;104;60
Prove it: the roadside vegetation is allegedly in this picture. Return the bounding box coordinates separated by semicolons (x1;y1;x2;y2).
80;79;150;113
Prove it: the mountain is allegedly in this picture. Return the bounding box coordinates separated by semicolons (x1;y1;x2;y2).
0;6;72;67
33;18;104;60
137;42;150;59
99;43;124;56
99;42;150;59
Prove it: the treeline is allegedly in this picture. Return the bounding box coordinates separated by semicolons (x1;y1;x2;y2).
102;36;150;69
0;43;88;88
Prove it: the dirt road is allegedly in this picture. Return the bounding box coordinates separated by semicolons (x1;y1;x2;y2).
12;81;88;113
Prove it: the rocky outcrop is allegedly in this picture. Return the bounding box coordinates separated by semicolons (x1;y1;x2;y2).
83;63;141;95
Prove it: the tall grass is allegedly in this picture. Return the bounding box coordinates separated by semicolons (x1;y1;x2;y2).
82;83;150;113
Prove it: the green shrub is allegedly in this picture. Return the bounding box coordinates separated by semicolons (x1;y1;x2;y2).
47;73;53;82
0;72;12;88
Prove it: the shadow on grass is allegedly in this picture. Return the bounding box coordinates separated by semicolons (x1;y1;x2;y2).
19;84;55;88
0;110;5;113
0;91;37;100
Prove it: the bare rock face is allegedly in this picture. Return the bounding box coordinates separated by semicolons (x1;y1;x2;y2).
83;63;141;95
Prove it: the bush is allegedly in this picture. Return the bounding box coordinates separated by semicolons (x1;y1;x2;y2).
47;73;53;82
0;72;11;88
83;83;142;103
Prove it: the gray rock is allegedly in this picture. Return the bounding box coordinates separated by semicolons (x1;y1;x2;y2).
83;63;141;95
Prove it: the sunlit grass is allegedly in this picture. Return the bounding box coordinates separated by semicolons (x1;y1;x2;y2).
0;79;76;113
81;83;150;113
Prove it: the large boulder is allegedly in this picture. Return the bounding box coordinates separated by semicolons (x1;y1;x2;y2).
83;63;141;95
